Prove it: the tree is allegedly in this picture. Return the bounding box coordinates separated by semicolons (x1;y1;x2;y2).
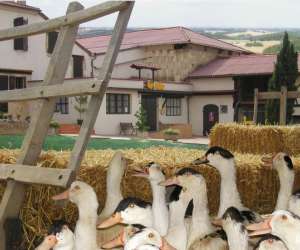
265;32;298;124
135;105;149;132
74;96;88;124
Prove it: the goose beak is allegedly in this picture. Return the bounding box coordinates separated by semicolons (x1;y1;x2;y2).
160;238;176;250
101;230;124;248
97;212;122;229
131;166;149;178
246;216;272;236
261;154;275;167
44;235;58;248
159;177;179;186
212;218;223;227
52;189;70;201
192;156;209;165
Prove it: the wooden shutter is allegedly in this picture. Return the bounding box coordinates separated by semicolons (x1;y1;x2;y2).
13;17;28;51
73;55;84;78
47;31;59;54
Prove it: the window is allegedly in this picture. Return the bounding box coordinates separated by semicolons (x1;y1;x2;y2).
55;97;69;114
0;76;8;112
220;105;228;114
73;55;84;78
166;97;181;116
106;94;130;114
14;17;28;51
47;31;59;54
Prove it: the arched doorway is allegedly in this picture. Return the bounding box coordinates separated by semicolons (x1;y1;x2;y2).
203;104;219;136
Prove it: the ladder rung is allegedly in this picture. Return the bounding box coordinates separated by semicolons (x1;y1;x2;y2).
0;164;73;187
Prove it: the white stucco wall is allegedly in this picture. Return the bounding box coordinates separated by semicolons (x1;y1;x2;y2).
0;6;91;81
189;95;234;135
191;77;234;91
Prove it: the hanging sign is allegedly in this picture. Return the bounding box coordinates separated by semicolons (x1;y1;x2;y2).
145;80;165;91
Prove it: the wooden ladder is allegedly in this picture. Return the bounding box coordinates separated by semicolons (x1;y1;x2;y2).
0;1;134;248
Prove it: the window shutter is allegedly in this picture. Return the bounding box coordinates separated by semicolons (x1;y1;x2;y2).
73;55;84;78
47;31;58;54
13;17;28;51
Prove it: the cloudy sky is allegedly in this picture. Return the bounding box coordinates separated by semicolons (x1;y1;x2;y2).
26;0;300;28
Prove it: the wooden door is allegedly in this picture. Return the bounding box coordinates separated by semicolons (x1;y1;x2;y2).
203;104;219;136
142;95;157;131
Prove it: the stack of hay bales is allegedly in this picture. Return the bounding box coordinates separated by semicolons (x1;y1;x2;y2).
210;123;300;155
1;144;300;248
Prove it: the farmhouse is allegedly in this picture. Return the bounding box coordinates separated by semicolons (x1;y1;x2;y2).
1;1;300;137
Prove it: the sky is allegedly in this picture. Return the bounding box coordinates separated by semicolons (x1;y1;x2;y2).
26;0;300;28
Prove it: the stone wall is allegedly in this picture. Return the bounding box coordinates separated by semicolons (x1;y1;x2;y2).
142;44;238;82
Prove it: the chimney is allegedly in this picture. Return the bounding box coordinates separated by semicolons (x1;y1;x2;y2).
15;0;26;5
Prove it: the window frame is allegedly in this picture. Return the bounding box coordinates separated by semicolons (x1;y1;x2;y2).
106;93;130;115
13;17;28;51
55;97;69;114
166;97;182;116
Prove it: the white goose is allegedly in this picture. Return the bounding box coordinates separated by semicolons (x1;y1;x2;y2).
262;152;295;211
124;228;175;250
98;151;126;222
52;181;99;250
253;234;288;250
132;162;169;236
97;197;153;229
36;235;57;250
161;168;228;250
247;210;300;250
194;146;261;223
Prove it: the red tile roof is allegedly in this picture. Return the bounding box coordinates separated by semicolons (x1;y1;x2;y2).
0;1;48;19
188;54;300;78
76;27;250;55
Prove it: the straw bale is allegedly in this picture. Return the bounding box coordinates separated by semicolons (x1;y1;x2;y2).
1;147;300;249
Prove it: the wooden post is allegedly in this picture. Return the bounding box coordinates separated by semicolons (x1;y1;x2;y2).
0;3;83;248
253;88;259;124
280;86;287;125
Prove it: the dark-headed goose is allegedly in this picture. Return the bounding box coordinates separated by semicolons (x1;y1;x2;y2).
194;146;261;223
247;210;300;250
48;220;75;250
36;235;57;250
160;168;228;250
132;162;169;236
262;152;295;211
253;234;287;250
98;197;153;229
52;181;99;250
124;228;175;250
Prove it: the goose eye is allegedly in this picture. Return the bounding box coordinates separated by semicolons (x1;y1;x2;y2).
148;233;154;238
182;187;187;192
281;215;288;220
129;203;135;208
74;185;80;191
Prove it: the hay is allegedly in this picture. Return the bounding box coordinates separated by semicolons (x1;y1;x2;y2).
210;123;300;155
1;147;300;249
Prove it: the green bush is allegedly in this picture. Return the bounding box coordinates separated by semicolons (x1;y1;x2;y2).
245;41;263;47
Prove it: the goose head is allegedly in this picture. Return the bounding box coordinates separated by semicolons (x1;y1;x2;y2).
132;162;165;183
262;152;293;173
97;197;152;229
247;210;300;249
37;235;58;250
193;146;235;172
124;228;175;250
221;206;247;234
48;220;74;249
254;234;287;250
52;181;98;211
101;225;142;249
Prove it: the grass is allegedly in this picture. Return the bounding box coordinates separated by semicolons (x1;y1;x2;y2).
0;135;207;151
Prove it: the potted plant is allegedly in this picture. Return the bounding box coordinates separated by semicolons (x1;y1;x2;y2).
49;121;60;135
163;128;180;141
135;106;149;138
74;96;88;126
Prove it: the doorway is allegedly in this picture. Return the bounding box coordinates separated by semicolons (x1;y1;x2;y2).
141;95;157;131
203;104;219;136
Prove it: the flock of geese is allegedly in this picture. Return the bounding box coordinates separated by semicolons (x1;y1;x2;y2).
36;146;300;250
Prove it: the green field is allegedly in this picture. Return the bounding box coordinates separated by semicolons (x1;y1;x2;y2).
0;135;207;151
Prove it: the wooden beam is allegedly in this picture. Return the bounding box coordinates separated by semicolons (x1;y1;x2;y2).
258;91;281;99
0;164;73;187
67;2;135;179
0;80;103;103
253;88;258;124
287;91;300;99
0;3;83;248
280;86;287;125
0;1;129;41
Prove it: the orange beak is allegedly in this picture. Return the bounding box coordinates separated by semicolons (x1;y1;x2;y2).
159;177;180;187
161;238;176;250
246;216;272;237
44;235;58;248
192;156;209;165
97;212;122;229
101;229;125;249
52;189;70;201
261;154;276;167
212;218;223;227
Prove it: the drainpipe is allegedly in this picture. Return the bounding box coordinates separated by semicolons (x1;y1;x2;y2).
91;53;96;78
187;96;190;124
